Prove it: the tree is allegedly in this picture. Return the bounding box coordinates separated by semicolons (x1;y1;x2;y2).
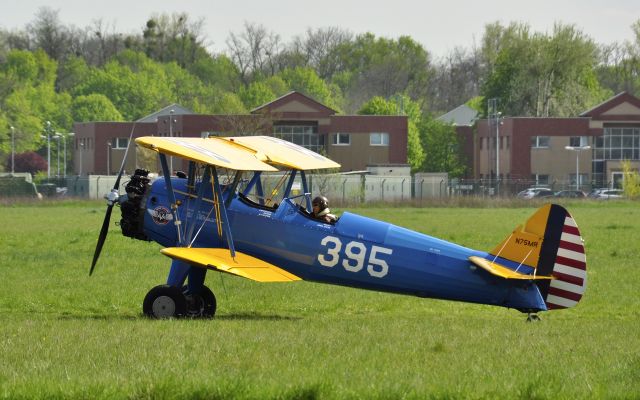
189;54;242;92
331;34;432;112
239;81;276;110
72;94;123;122
226;22;283;85
621;160;640;199
288;27;353;80
358;95;424;171
596;19;640;95
27;7;70;61
142;13;208;68
418;117;465;177
480;22;609;117
73;51;174;120
279;67;342;111
428;46;483;115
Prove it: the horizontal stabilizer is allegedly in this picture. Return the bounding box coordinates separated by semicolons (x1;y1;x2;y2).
161;247;301;282
469;256;555;280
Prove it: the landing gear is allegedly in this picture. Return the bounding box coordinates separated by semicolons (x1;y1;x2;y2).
183;285;217;318
142;284;217;319
143;285;187;318
526;313;541;322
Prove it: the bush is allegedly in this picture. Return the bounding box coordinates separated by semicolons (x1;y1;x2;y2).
9;152;48;176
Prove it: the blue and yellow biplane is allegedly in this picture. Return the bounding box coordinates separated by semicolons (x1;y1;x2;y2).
91;135;587;321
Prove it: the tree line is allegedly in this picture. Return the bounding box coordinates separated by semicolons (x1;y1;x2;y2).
1;7;639;176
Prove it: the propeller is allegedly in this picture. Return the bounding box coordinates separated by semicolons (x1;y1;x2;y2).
89;125;136;275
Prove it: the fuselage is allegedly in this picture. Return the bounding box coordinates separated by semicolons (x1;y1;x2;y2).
139;178;546;312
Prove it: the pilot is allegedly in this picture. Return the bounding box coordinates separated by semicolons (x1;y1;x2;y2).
311;196;337;223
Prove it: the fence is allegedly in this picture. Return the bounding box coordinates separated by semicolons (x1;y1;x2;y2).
0;172;613;201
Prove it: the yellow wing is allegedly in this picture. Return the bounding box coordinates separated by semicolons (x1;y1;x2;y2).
469;256;555;280
218;136;341;170
135;137;277;171
161;247;301;282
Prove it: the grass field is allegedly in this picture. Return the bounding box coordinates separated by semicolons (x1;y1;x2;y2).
1;199;639;399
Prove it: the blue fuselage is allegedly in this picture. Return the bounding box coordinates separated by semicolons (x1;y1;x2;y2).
141;178;546;312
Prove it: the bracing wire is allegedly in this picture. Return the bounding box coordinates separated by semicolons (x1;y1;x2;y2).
266;171;290;206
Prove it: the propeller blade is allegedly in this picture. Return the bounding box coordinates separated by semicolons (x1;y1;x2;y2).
89;124;137;275
89;203;114;276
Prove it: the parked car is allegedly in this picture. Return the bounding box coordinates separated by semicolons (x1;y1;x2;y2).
554;190;586;198
588;188;609;198
532;189;556;199
593;189;624;199
516;187;553;199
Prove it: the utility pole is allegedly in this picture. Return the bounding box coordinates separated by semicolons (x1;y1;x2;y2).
45;121;52;179
565;145;591;191
487;98;500;195
10;126;15;173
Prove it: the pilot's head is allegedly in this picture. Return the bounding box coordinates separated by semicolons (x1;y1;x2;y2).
312;196;329;214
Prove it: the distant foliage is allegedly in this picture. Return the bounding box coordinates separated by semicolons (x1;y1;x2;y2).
0;10;639;174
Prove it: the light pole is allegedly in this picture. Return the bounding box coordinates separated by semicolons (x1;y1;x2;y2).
107;142;112;175
45;121;52;179
10;126;15;174
565;145;591;191
54;134;61;177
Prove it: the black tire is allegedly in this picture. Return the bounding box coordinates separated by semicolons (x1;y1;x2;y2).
143;285;187;318
182;285;217;318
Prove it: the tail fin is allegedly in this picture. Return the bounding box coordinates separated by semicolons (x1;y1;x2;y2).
490;204;587;310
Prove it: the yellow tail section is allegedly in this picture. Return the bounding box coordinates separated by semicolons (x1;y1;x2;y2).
488;204;587;310
489;205;552;269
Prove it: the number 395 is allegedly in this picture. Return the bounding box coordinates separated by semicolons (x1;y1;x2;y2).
317;236;393;278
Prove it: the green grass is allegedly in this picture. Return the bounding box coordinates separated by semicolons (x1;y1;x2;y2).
1;200;639;399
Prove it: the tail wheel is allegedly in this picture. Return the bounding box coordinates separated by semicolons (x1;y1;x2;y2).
183;285;217;318
143;285;187;318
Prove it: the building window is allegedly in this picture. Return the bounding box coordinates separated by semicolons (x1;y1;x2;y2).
332;133;350;146
370;132;389;146
531;174;549;185
111;138;129;149
531;136;550;148
479;138;483;150
596;127;640;161
569;136;589;147
274;125;324;153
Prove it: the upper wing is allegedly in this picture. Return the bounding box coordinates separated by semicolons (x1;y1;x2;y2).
161;247;301;282
218;136;341;170
135;137;277;171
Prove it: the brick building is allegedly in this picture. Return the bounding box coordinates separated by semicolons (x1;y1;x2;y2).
72;91;408;175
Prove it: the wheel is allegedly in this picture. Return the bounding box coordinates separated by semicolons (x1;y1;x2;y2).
182;285;217;318
526;314;541;322
143;285;187;318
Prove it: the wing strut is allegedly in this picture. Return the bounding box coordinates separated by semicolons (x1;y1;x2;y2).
300;170;312;211
159;153;184;245
212;166;236;259
185;165;212;245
